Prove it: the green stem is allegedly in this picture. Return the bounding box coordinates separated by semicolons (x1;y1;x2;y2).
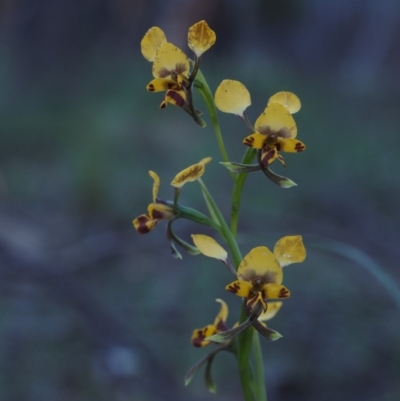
230;147;257;236
194;71;234;179
238;307;256;401
228;146;266;401
197;179;242;266
252;330;267;401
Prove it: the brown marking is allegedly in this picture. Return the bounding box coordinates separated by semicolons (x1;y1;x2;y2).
158;67;171;78
295;142;305;152
243;137;254;147
260;149;275;168
215;320;228;332
151;210;165;219
136;215;152;234
175;62;188;75
276;127;292;139
227;282;241;294
279;288;290;298
192;329;206;347
176;165;202;183
168;91;185;107
147;84;155;92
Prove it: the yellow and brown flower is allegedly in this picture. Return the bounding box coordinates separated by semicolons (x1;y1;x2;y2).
191;299;229;347
141;21;215;118
191;298;283;348
243;99;305;167
226;246;290;312
133;158;212;234
132;171;174;234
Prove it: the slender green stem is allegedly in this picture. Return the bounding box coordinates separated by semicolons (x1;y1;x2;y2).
238;308;256;401
253;330;267;401
230;147;257;236
197;179;242;266
194;71;235;180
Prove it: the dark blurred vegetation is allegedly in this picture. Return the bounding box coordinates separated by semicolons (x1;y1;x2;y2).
1;1;400;400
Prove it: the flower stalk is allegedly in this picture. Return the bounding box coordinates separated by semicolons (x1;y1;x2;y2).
136;19;307;401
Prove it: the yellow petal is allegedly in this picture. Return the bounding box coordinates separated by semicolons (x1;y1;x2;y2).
261;283;290;299
148;171;160;202
148;203;174;220
258;302;283;322
213;298;229;327
191;234;227;261
243;132;266;149
140;27;167;62
255;103;297;139
171;162;206;188
191;325;217;347
237;246;283;285
198;157;212;165
268;92;301;114
132;214;158;234
225;280;252;298
146;78;180;92
277;138;306;153
188;20;216;57
152;42;190;79
214;80;251;116
160;89;186;108
273;235;306;267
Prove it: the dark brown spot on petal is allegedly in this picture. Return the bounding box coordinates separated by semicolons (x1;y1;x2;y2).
276;128;292;139
260;148;276;168
158;67;171;78
257;126;273;136
175;62;188;75
227;282;241;294
192;329;206;347
243;136;255;147
279;288;290;298
147;84;155;92
151;209;166;219
215;320;228;332
135;215;152;234
167;90;185;107
295;142;305;152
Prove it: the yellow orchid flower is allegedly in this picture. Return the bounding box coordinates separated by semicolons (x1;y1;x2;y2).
193;234;306;315
141;21;216;117
132;171;175;234
215;80;305;168
133;158;213;237
226;246;290;312
243;100;305;167
191;299;283;348
191;299;229;347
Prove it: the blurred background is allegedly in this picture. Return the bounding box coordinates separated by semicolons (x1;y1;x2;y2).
1;0;400;400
